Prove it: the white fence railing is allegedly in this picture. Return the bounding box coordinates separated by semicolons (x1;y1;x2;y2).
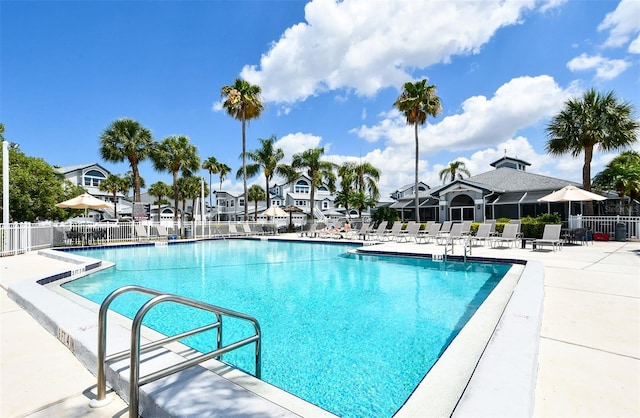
0;220;290;257
569;215;640;240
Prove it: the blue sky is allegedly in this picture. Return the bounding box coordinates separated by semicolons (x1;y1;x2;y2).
2;0;639;199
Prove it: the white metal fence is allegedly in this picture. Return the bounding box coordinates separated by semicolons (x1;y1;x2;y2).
569;215;640;240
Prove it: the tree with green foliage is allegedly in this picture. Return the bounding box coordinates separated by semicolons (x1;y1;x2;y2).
394;78;442;223
546;89;638;214
242;135;288;209
151;135;200;222
291;147;337;220
148;181;172;221
98;174;129;218
247;184;266;220
439;160;471;184
0;148;85;221
177;175;202;221
593;150;640;215
99;118;153;202
202;156;221;214
372;205;399;227
221;78;264;220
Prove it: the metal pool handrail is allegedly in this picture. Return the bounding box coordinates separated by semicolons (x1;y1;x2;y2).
91;285;261;418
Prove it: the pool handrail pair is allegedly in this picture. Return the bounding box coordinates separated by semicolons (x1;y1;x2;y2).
91;285;262;418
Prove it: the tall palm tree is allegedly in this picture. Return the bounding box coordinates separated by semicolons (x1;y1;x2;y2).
247;184;266;220
354;161;381;202
546;88;639;214
213;162;232;222
336;162;357;215
221;78;264;220
439;161;471;184
202;156;221;216
148;181;172;222
98;173;128;218
393;79;442;223
593;150;640;215
242;135;287;209
151;135;200;222
99;118;153;202
123;170;145;198
291;147;337;220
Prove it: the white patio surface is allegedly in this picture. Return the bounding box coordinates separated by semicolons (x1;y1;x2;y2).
1;238;638;417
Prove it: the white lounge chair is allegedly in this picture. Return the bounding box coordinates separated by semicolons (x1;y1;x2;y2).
437;223;463;245
381;222;403;241
135;224;150;241
365;221;387;241
416;222;441;244
534;224;563;251
397;221;421;243
491;224;519;248
470;223;492;246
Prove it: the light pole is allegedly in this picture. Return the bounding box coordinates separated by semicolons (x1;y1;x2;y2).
2;140;8;225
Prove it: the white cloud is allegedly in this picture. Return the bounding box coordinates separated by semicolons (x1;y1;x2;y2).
274;132;324;161
566;53;630;80
241;0;540;105
598;0;640;51
353;75;570;154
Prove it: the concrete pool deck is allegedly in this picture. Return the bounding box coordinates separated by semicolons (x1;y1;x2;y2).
1;238;639;417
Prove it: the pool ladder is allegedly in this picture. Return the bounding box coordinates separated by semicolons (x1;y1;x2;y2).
440;235;472;263
90;285;261;418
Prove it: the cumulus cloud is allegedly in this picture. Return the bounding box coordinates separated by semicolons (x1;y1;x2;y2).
274;132;324;161
241;0;541;105
598;0;640;52
566;53;630;80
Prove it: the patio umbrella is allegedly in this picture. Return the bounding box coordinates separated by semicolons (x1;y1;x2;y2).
56;193;111;217
261;205;287;217
538;185;606;215
283;205;303;232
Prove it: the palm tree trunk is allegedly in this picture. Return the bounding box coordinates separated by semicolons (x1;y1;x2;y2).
131;161;141;202
242;116;248;221
584;145;594;215
112;191;118;219
265;178;270;209
414;122;420;223
173;171;179;222
209;172;213;219
310;185;315;223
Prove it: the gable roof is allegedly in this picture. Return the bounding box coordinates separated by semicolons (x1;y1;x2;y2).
55;163;110;175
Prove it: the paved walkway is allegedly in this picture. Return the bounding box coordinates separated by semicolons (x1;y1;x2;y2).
1;239;639;417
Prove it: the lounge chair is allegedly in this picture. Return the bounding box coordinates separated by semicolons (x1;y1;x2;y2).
299;223;318;238
381;222;403;241
365;221;388;241
397;221;421;243
156;225;169;238
437;223;463;245
228;224;246;237
345;222;370;240
135;224;150;241
242;224;255;236
490;224;519;248
470;223;492;246
460;221;472;236
438;221;453;236
534;224;563;251
486;219;497;236
416;222;441;244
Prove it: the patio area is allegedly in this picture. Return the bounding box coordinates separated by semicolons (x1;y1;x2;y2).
1;237;639;417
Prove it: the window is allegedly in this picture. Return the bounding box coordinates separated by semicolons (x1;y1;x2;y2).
295;180;310;194
83;169;106;187
239;199;244;207
295;200;307;206
322;201;328;209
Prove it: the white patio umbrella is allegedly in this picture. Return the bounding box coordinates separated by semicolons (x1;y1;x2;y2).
56;193;111;217
538;185;606;215
260;205;287;217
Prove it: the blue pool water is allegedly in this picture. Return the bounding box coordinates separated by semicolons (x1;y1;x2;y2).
63;240;511;417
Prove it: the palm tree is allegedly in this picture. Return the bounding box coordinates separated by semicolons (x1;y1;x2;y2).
98;174;128;218
393;79;442;223
151;135;200;222
247;184;266;220
439;161;471;184
291;147;337;220
593;151;640;215
336;162;357;215
221;78;264;220
241;135;288;209
177;175;202;221
123;170;145;198
99;118;153;202
148;181;172;221
202;156;221;217
546;88;639;214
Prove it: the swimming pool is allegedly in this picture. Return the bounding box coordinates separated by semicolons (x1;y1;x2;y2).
63;240;512;417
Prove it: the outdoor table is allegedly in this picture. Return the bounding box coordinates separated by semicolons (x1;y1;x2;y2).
521;237;537;249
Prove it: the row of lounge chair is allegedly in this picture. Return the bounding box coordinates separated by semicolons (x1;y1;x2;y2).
303;220;563;252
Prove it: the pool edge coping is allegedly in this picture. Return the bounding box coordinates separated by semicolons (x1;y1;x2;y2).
8;243;542;418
